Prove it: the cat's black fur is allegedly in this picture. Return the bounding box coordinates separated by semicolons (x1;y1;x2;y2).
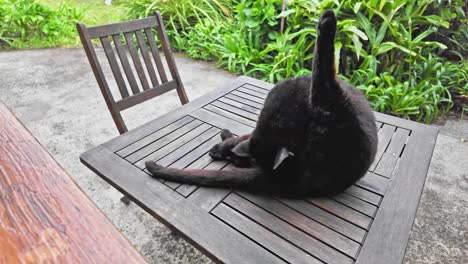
146;10;378;197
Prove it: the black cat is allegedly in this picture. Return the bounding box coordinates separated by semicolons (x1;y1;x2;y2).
146;10;378;197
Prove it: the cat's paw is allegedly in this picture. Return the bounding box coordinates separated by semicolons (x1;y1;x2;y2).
220;129;234;141
145;160;164;175
209;143;227;160
318;10;336;35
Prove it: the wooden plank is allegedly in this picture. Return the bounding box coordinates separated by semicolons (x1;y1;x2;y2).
100;36;129;98
212;203;320;264
124;32;150;91
144;28;168;83
77;23;128;134
186;162;230;212
355;172;389;196
211;101;259;121
0;103;146;263
225;194;354;264
125;119;202;164
135;30;159;87
242;83;270;94
224;94;264;110
231;91;265;104
279;198;367;243
154;11;189;104
158;127;220;167
375;128;410;177
203;104;257;127
116;80;178;111
87;16;158;38
117;116;194;157
333;192;378;217
370;124;396;170
237;192;360;260
218;97;261;115
168;132;221;170
158;127;220;169
134;123;212;169
103;77;249;152
159;128;220;189
112;34;140;95
237;87;268;99
345;185;382;206
190;108;253;136
356;126;438;264
175;153;214;197
307;198;373;230
80;146;284;264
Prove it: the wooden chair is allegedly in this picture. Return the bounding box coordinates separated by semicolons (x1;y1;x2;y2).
77;12;189;204
76;11;189;135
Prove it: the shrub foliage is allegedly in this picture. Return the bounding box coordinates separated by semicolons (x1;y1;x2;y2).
120;0;467;122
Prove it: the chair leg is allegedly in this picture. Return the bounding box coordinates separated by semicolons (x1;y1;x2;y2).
120;195;131;205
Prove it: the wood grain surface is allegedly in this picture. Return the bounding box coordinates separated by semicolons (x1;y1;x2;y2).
0;102;146;264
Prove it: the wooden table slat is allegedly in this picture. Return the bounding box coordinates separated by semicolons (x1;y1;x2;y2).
333;192;378;217
190;108;253;136
344;185;382;206
236;87;268;99
375;128;411;177
223;94;264;109
242;83;270;94
237;192;361;259
125;119;202;163
307;198;373;230
217;97;262;115
230;90;265;104
134;123;212;168
203;104;257;127
279;198;367;243
169;133;222;170
355;172;389;196
210;101;259;121
223;193;354;264
370;124;396;170
117;116;194;157
175;153;216;197
212;203;319;264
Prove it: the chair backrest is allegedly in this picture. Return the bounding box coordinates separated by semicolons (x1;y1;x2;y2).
77;11;189;134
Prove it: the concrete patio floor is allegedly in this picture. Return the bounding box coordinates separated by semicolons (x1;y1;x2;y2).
0;48;466;263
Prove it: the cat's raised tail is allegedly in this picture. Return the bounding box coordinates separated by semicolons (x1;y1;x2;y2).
311;10;337;102
145;161;264;188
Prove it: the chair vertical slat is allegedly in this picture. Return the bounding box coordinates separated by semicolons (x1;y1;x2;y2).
100;36;130;98
76;23;128;134
124;32;150;91
154;12;189;104
112;34;141;95
144;28;168;83
135;30;159;87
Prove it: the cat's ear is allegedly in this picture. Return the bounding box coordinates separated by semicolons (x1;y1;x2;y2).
231;140;250;157
273;147;294;170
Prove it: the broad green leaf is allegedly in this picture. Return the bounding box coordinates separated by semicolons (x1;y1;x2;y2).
345;25;368;40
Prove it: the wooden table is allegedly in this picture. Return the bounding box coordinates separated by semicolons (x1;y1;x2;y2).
80;76;438;264
0;102;146;263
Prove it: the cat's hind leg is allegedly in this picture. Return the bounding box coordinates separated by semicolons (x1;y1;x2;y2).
209;133;251;160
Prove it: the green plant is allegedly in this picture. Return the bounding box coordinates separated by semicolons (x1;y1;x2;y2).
0;0;85;48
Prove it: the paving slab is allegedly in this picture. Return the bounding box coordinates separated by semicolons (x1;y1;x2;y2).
0;48;466;264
